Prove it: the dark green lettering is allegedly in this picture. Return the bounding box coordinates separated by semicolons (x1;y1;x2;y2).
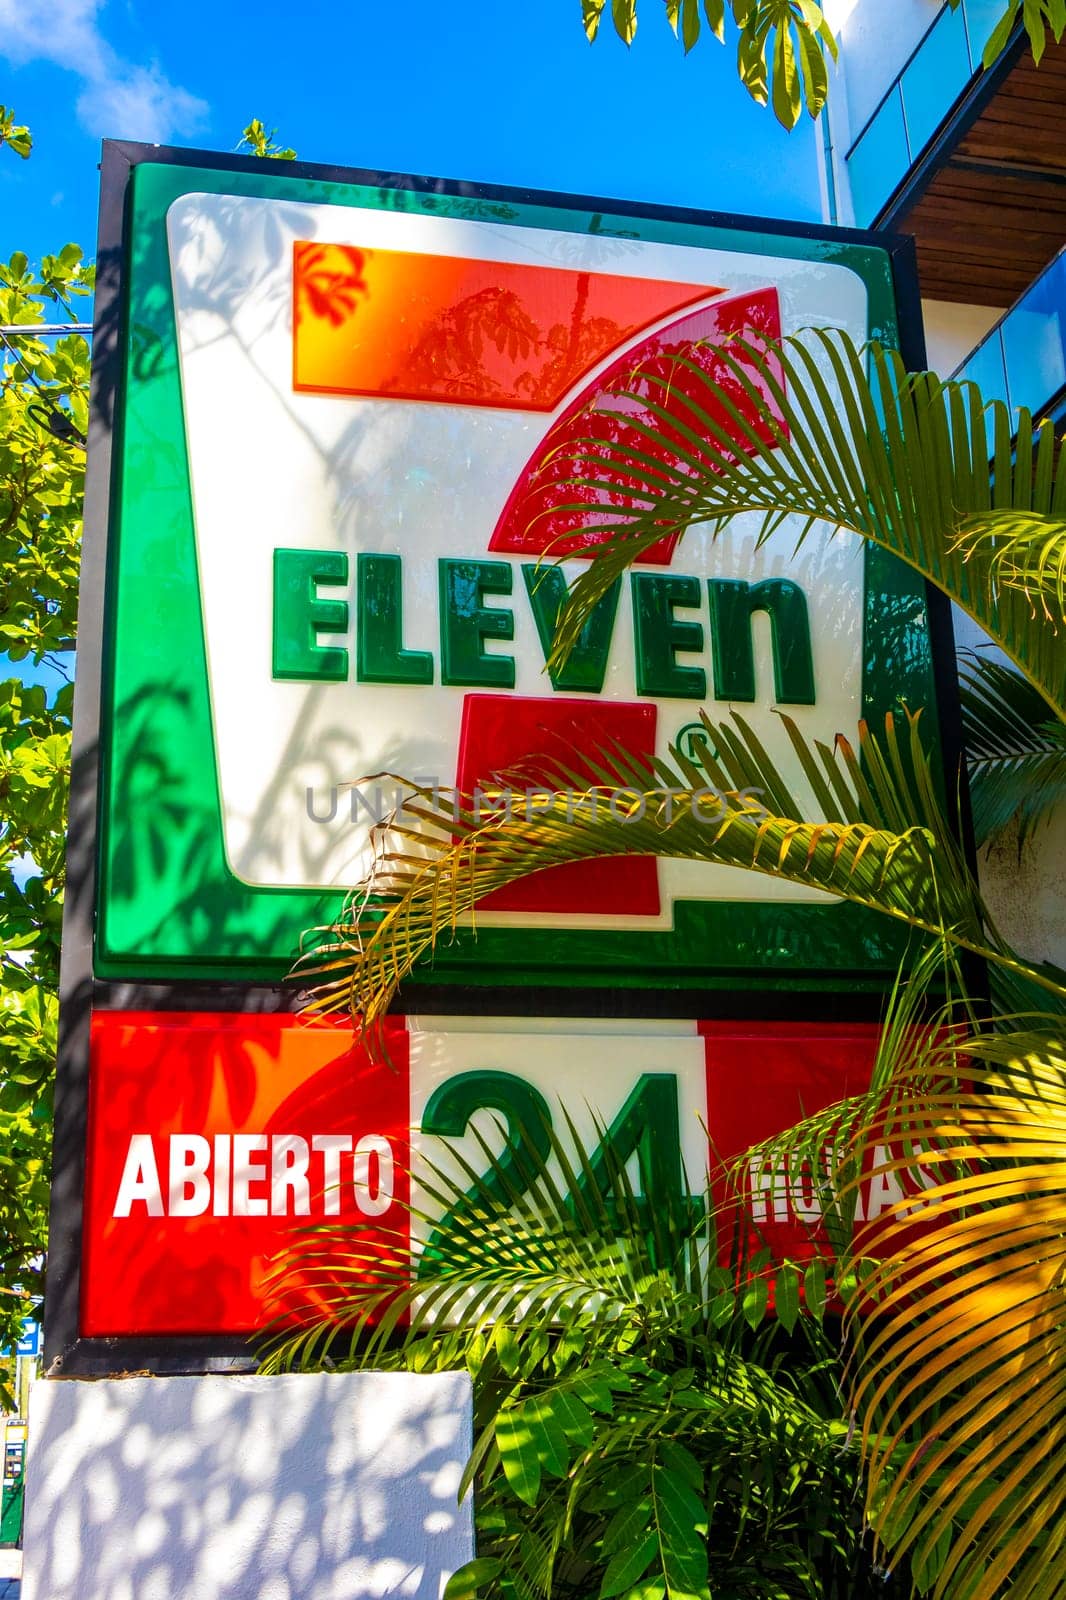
419;1070;553;1265
272;548;348;682
571;1073;692;1258
631;574;706;699
522;565;620;692
439;560;515;688
356;554;433;685
708;578;815;704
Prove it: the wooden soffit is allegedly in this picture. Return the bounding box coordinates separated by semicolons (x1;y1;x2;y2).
889;35;1066;307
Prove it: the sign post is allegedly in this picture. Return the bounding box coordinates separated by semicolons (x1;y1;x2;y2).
45;140;956;1375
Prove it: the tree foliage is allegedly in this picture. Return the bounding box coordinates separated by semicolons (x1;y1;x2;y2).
237;119;297;161
0;115;91;1397
266;1117;894;1597
0;114;298;1402
582;1;1059;128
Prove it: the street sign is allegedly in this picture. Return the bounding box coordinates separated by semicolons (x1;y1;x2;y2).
85;148;944;993
15;1320;38;1358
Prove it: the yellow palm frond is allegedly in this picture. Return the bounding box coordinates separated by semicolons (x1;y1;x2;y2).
303;710;1066;1041
844;1030;1066;1600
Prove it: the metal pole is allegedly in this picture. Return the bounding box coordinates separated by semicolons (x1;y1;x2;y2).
0;324;92;336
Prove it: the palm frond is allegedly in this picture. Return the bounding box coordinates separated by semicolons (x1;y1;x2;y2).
261;1100;706;1374
303;708;1066;1040
263;1101;870;1599
844;1027;1066;1600
726;952;1066;1600
736;939;977;1265
531;331;1066;719
960;651;1066;849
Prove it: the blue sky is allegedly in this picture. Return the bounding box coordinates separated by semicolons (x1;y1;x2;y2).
0;0;822;273
1;0;823;708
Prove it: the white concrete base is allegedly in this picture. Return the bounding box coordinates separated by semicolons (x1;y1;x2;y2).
22;1370;474;1600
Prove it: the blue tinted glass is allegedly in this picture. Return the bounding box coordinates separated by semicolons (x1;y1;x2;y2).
1001;255;1066;417
847;89;909;226
957;330;1009;429
963;0;1011;66
901;5;973;156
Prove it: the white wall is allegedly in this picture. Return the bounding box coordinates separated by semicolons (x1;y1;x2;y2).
980;813;1066;969
22;1370;474;1600
921;297;1001;376
953;616;1066;972
835;0;947;138
817;0;948;226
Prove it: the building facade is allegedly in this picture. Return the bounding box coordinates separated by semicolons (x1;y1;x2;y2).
819;0;1066;967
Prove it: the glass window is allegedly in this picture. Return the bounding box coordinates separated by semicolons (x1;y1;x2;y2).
963;0;1011;67
1001;256;1066;418
957;330;1010;431
847;88;909;227
901;4;973;157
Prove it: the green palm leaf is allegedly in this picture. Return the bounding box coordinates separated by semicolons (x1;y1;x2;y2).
729;940;1066;1600
303;708;1066;1040
264;1106;865;1599
533;330;1066;719
738;939;979;1263
959;652;1066;848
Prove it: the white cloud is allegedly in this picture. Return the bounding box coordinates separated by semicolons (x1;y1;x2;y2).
0;0;207;143
76;61;207;143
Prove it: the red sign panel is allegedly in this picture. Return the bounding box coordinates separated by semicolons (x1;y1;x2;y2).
80;1011;906;1340
291;242;722;410
82;1013;410;1336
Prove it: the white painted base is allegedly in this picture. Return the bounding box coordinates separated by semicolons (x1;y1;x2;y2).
21;1370;474;1600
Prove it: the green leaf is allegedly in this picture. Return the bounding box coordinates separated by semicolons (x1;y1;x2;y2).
601;1531;659;1596
741;1272;769;1330
774;1263;800;1332
703;0;725;41
771;18;802;129
582;0;608;40
795;16;830;117
493;1322;522;1375
982;0;1020;60
803;1258;827;1321
0;106;32;160
237;118;297;160
444;1557;503;1600
612;0;638;42
1023;0;1047;60
647;1449;710;1597
959;653;1066;848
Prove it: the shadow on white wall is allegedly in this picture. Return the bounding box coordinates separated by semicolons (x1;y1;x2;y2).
21;1369;473;1600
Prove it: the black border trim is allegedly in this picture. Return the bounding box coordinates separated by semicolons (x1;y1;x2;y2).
46;141;132;1377
46;140;951;1376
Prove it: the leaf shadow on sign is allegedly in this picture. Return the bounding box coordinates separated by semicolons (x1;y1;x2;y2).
103;670;422;967
22;1369;472;1600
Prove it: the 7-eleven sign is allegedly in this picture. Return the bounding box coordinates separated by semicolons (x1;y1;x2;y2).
58;151;942;1376
167;194;868;927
